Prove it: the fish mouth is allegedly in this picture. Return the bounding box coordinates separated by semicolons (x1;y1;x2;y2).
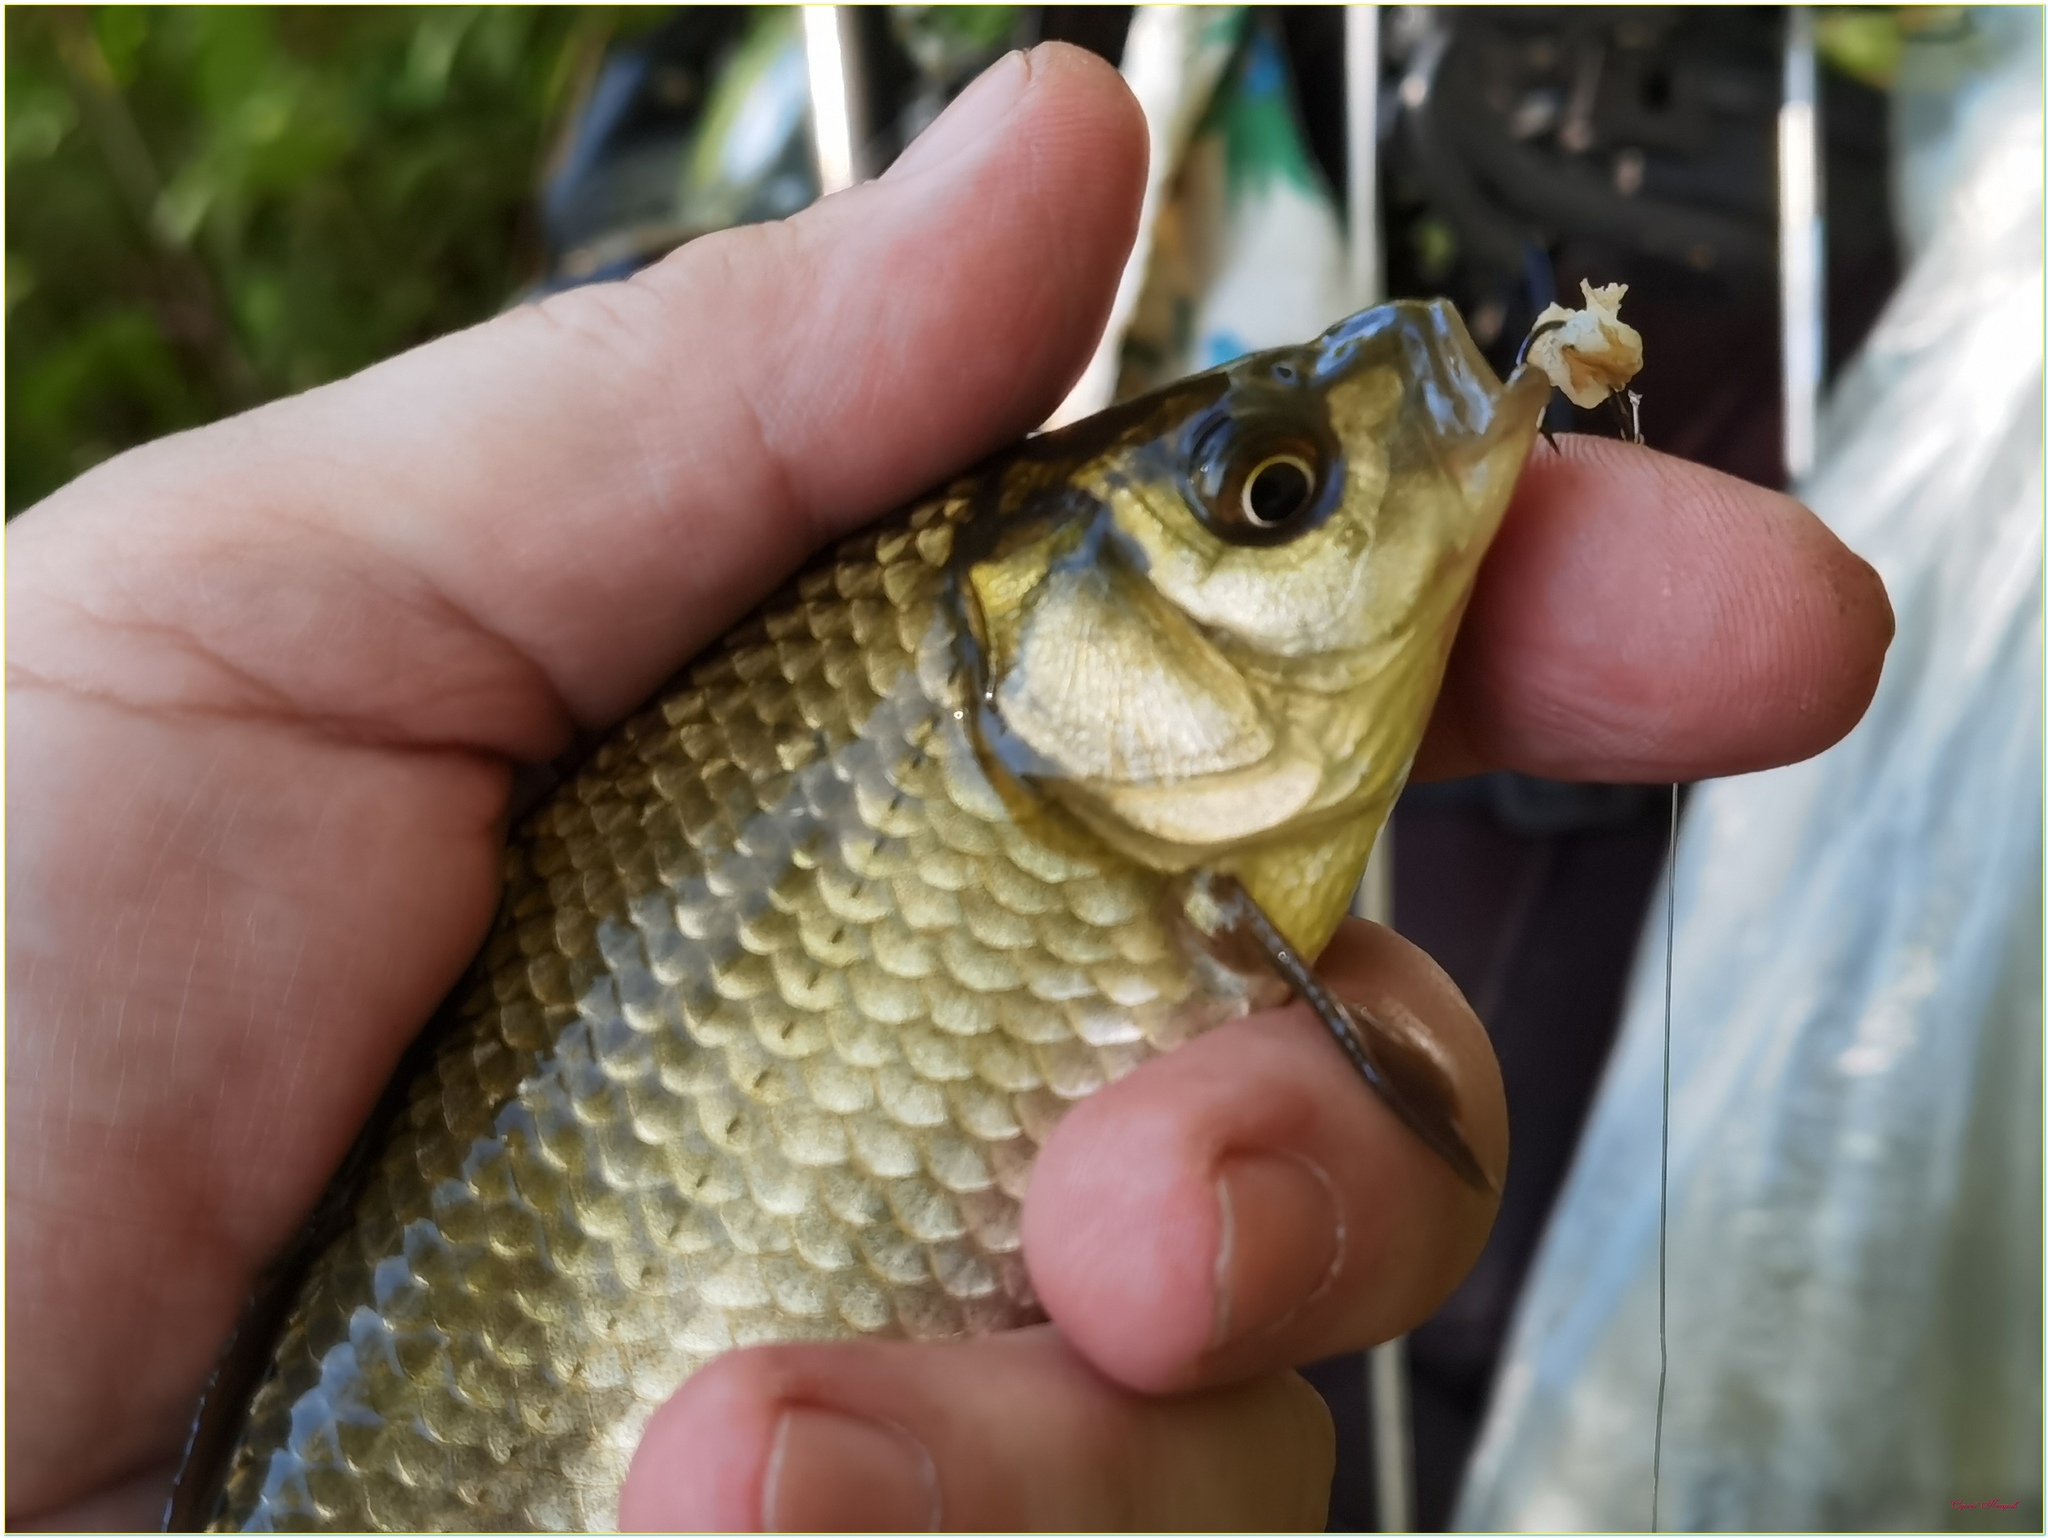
1312;298;1548;443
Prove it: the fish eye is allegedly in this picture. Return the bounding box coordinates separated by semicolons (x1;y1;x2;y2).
1242;454;1315;527
1185;412;1336;545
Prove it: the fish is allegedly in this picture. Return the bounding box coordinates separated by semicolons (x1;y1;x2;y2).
170;297;1550;1532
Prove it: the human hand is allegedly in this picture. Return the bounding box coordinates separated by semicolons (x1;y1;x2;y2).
6;43;1890;1531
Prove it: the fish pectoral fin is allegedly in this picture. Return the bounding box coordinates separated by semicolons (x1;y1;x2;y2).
1180;870;1498;1195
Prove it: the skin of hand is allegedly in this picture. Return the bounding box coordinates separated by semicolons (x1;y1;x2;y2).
5;43;1892;1533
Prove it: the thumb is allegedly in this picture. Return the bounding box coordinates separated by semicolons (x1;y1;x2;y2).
12;43;1145;749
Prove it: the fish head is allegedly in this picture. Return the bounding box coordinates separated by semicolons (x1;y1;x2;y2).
958;299;1550;955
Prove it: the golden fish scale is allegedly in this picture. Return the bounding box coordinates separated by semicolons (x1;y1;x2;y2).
210;493;1250;1532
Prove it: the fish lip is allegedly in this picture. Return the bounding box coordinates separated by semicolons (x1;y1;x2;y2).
1310;296;1464;370
1311;297;1520;429
1311;299;1551;490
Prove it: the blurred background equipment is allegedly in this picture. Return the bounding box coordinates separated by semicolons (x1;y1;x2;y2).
8;8;2035;1533
535;7;818;290
1780;4;1824;481
1459;11;2043;1527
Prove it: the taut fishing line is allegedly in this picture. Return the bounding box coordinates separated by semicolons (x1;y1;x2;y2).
1592;383;1670;1532
1652;780;1675;1531
1613;389;1671;1536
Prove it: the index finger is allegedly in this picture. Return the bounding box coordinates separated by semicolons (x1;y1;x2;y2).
1418;435;1894;782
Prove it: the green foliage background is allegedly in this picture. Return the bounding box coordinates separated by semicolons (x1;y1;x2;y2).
6;6;648;514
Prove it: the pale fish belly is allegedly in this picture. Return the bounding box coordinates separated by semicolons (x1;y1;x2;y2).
206;496;1263;1532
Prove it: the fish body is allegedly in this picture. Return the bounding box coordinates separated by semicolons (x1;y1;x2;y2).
178;299;1547;1531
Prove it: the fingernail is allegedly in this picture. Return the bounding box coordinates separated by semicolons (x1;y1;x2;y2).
762;1407;941;1532
887;48;1031;180
1211;1151;1345;1350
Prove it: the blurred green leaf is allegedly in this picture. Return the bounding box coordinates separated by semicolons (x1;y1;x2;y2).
5;74;77;163
7;251;37;318
6;5;633;514
94;5;151;86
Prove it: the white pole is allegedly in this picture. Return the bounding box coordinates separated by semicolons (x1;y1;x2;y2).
1345;6;1383;310
803;5;864;195
1353;826;1413;1535
1347;10;1410;1527
1778;6;1824;483
1352;827;1393;929
1369;1331;1415;1532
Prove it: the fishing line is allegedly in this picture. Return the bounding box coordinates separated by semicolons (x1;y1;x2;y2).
1606;386;1670;1534
1651;780;1676;1531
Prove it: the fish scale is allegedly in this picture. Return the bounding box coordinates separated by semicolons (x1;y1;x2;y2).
206;493;1223;1532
